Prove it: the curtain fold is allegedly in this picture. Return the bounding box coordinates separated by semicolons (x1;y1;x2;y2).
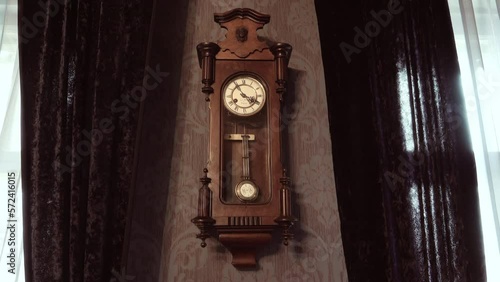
19;0;154;281
123;0;188;280
315;0;486;281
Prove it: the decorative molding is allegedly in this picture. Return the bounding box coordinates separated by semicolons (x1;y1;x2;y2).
214;8;270;24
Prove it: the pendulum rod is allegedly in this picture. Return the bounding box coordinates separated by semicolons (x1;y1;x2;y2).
241;127;251;180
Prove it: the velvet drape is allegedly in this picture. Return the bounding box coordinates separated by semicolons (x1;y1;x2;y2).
19;0;156;281
315;0;486;281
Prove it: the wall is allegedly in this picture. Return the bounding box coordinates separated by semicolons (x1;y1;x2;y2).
157;1;347;281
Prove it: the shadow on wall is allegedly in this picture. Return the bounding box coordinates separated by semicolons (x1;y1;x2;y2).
250;67;308;266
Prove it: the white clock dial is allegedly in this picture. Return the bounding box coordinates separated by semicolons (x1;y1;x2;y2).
235;180;259;202
223;75;266;117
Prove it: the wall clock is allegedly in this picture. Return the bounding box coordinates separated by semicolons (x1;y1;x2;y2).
191;8;297;268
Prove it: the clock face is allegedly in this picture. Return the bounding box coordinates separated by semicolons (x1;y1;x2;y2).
235;180;259;202
222;75;266;117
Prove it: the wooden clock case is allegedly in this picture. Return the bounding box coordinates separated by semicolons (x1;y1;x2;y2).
191;8;296;268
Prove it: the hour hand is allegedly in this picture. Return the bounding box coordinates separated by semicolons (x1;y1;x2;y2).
238;90;253;103
235;85;258;104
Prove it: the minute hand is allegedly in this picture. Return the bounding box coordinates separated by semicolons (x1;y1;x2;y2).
236;85;257;104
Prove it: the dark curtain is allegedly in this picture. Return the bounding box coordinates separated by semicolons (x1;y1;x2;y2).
19;0;157;281
123;1;189;281
315;0;486;281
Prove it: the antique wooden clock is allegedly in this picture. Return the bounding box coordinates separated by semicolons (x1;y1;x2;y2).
191;8;296;268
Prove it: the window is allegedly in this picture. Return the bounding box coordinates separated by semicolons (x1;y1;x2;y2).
448;0;500;280
0;0;25;281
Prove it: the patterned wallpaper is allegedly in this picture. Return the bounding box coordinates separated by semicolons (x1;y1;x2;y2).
155;1;348;281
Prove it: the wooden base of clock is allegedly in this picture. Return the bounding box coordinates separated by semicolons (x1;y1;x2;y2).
217;227;274;268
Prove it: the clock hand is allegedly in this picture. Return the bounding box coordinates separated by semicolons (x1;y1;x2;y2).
240;93;254;104
235;85;254;103
235;84;243;93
